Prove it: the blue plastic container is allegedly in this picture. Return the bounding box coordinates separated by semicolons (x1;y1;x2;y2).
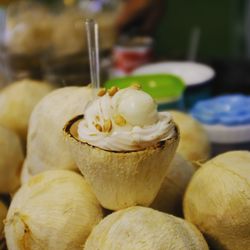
191;95;250;156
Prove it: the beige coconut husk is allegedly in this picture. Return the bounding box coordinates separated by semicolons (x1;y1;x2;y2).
0;126;24;194
85;206;209;250
151;153;195;215
0;79;54;144
20;158;81;185
5;170;103;250
170;111;211;165
20;159;32;185
25;86;92;175
64;115;179;210
184;151;250;250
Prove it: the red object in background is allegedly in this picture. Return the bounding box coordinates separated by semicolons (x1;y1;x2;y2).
112;37;153;76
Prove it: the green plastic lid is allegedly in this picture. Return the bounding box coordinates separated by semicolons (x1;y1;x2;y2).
104;74;185;102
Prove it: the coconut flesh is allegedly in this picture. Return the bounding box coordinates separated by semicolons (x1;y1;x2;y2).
151;153;195;215
5;170;103;250
25;86;92;175
184;151;250;250
0;79;54;144
0;126;24;194
170;111;211;164
85;206;209;250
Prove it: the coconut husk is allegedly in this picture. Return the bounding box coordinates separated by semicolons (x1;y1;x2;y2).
20;158;81;185
5;170;103;250
25;86;92;175
0;126;24;194
64;115;179;211
170;111;211;165
85;206;209;250
0;79;54;145
20;159;32;185
184;151;250;250
151;153;195;216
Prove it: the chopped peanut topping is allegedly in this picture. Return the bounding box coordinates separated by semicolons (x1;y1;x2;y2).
98;88;106;97
108;86;119;96
114;114;127;126
103;119;112;133
95;124;102;132
130;83;141;90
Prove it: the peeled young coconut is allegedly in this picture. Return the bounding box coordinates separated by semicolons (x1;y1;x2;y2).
5;170;103;250
85;206;209;250
0;79;54;143
20;160;32;185
170;111;211;164
25;86;92;175
184;151;250;250
151;153;195;215
0;126;24;193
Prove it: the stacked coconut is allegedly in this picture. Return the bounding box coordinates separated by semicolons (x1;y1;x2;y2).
0;84;249;250
0;79;55;249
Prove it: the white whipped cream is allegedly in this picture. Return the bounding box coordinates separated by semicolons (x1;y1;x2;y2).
78;87;176;151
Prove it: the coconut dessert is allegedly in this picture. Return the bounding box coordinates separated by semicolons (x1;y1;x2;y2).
64;85;179;210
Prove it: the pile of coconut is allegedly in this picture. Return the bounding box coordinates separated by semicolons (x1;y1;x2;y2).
0;81;249;250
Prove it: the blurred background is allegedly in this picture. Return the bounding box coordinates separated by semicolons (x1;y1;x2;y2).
0;0;249;98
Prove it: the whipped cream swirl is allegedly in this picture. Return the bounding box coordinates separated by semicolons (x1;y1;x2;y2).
78;87;176;151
